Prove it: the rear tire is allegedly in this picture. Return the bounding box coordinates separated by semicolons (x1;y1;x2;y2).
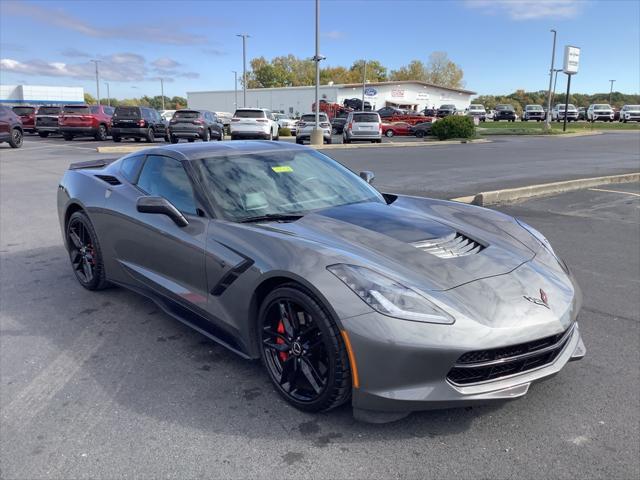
38;131;49;138
202;129;210;142
146;128;154;143
8;128;23;148
170;135;179;144
258;284;352;413
188;138;195;143
385;130;394;137
66;211;109;291
415;131;425;138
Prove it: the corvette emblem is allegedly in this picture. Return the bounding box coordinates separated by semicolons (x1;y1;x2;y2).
524;289;550;309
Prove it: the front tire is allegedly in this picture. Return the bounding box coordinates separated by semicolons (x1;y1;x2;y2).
385;130;394;137
94;124;108;141
258;285;351;412
170;135;179;144
66;211;109;291
112;136;121;143
202;128;211;142
8;128;23;148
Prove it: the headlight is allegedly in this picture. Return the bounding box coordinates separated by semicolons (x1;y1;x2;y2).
327;264;454;325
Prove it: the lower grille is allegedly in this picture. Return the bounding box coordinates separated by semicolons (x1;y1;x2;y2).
447;325;574;385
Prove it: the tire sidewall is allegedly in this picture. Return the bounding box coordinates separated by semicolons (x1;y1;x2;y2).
66;211;107;290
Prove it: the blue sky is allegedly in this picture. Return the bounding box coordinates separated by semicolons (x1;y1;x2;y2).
1;0;638;99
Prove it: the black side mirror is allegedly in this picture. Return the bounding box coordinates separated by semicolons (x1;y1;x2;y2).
137;196;188;227
359;171;375;184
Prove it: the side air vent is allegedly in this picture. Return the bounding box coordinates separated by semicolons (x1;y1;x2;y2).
412;231;484;258
94;175;122;186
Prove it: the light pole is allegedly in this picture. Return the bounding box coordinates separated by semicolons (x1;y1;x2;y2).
545;29;557;130
104;81;110;107
232;71;238;108
160;78;165;110
609;79;616;104
551;68;562;107
361;59;367;111
236;34;249;107
311;0;325;145
90;59;101;105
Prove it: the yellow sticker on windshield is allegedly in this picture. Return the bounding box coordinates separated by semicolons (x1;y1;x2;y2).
272;166;293;173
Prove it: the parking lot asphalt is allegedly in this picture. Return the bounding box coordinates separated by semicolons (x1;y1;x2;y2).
1;135;639;479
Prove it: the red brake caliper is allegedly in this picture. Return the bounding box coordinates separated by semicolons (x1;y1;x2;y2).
277;320;289;362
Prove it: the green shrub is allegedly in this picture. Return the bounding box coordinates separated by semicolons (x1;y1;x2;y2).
430;115;476;140
278;127;292;137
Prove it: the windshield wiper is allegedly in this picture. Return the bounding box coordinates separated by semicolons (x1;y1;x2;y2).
239;213;305;223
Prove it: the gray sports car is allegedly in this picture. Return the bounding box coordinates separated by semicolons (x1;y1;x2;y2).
57;141;585;422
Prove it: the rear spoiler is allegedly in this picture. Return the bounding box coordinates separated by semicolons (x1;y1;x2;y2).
69;158;118;170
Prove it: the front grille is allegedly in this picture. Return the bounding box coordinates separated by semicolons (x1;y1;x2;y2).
412;232;484;259
447;325;574;385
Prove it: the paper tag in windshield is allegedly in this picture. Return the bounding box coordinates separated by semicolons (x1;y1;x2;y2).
272;166;293;173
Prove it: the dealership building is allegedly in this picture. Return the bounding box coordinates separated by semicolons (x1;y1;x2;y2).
0;85;84;106
188;80;476;116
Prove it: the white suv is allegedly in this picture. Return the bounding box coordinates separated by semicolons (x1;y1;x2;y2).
587;104;614;122
343;111;382;143
551;104;578;122
296;113;332;144
619;105;640;123
230;108;279;140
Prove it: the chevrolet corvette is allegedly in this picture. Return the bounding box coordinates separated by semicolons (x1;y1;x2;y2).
57;142;585;422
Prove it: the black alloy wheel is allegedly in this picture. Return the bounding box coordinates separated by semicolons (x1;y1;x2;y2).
202;128;210;142
259;286;351;412
9;128;23;148
95;124;108;141
66;211;108;290
146;128;154;143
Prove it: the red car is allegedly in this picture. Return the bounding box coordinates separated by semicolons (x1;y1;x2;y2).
381;121;413;137
12;106;37;133
59;104;114;141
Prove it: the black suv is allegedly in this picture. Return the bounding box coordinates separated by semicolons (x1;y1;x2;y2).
493;104;517;122
437;104;456;117
0;106;23;148
111;106;168;143
377;106;404;118
343;98;372;111
168;110;224;143
35;106;62;137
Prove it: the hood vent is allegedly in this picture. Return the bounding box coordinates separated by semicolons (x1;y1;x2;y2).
412;232;484;258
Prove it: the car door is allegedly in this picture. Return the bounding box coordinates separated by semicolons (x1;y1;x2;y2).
104;154;210;310
0;107;10;140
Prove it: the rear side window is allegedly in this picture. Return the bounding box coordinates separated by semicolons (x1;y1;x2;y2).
301;114;328;122
115;107;140;118
120;154;144;183
63;106;91;114
174;111;200;119
38;106;61;115
234;110;265;118
353;113;379;123
12;107;35;116
89;106;100;114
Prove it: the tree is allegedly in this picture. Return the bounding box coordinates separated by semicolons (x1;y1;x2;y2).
424;52;464;89
348;59;388;83
390;60;427;81
84;92;96;105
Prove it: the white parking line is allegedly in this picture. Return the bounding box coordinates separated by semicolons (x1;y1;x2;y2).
589;187;640;197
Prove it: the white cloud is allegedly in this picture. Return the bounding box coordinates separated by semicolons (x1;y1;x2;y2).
152;58;181;70
464;0;583;20
2;2;207;45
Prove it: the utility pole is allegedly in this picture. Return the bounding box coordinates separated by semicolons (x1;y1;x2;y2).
160;78;165;110
545;29;557;130
361;59;367;111
90;59;101;105
104;82;110;107
310;0;325;145
232;71;238;108
236;34;249;107
609;79;616;104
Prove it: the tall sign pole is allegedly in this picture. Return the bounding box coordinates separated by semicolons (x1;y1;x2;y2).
562;45;580;132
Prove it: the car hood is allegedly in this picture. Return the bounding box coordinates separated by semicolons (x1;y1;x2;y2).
263;198;537;291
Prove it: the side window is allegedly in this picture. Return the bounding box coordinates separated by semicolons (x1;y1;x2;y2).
136;155;197;215
120;154;145;183
90;106;99;114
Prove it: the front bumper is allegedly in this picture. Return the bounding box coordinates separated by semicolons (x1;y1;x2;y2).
592;114;614;120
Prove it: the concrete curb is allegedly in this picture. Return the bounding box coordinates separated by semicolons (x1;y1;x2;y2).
477;130;603;138
96;138;491;154
451;173;640;206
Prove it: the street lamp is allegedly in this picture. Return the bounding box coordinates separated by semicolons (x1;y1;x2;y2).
609;79;616;104
160;78;165;110
90;59;101;105
104;81;110;107
545;29;557;130
236;34;250;107
311;0;325;145
361;59;367;111
232;71;238;108
551;68;562;106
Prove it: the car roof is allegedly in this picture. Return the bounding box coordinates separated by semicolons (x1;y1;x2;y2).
135;140;309;161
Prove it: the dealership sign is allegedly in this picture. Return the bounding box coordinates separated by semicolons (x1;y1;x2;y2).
364;87;377;97
416;92;430;100
391;87;405;98
563;46;580;74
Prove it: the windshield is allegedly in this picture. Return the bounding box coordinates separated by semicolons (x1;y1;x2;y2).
469;105;484;111
38;106;60;115
593;104;611;110
301;114;328;122
440;105;455;109
526;105;543;111
557;104;576;111
63;106;91;114
496;105;514;111
626;105;640;109
352;113;379;123
12;107;35;116
234;109;265;118
197;149;384;222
